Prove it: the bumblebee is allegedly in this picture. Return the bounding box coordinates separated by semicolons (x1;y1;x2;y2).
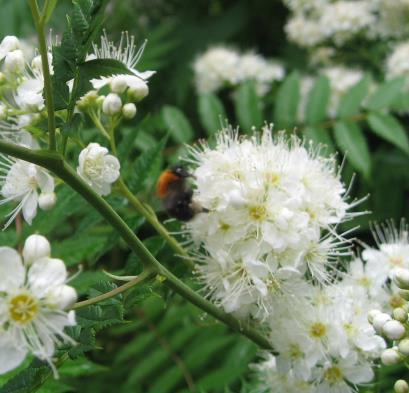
156;165;201;221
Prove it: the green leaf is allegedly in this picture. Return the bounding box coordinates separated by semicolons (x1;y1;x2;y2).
367;112;409;155
333;122;371;178
337;75;371;118
127;136;168;192
303;127;335;156
198;93;226;136
366;77;405;111
162;106;194;143
305;76;330;125
233;81;263;132
273;71;300;129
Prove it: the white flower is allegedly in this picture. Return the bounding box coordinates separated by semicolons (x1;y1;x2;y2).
0;156;55;227
89;31;155;94
193;46;241;93
284;15;326;48
77;143;120;196
319;1;376;46
0;236;77;375
386;42;409;83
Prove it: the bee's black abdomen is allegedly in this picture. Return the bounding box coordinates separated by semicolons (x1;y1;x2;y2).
164;189;195;221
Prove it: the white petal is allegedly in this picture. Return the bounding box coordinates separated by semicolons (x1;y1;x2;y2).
0;333;27;374
0;247;24;291
36;169;54;194
22;191;38;225
344;363;374;384
47;285;77;309
28;258;67;297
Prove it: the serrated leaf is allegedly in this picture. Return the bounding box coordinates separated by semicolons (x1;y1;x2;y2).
337;74;370;118
162;106;194;143
368;112;409;154
333;121;371;178
127;135;167;192
198;93;226;136
72;2;89;32
305;76;330;125
233;81;263;132
366;77;405;111
273;71;300;129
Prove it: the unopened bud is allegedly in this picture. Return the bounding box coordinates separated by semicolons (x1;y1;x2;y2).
48;285;78;309
122;103;137;119
395;380;409;393
373;312;392;333
398;290;409;301
398;339;409;356
383;320;406;340
395;268;409;290
102;93;122;115
110;76;128;93
38;192;56;211
381;348;401;365
0;36;20;59
77;90;99;110
128;80;148;101
393;308;408;323
4;49;25;73
23;234;51;264
368;309;381;324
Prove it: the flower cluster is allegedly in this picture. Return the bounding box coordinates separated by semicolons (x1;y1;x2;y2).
77;32;154;120
385;42;409;84
193;46;285;95
184;126;353;317
0;235;77;375
183;126;392;392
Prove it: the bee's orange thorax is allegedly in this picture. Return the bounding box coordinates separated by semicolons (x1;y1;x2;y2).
156;170;180;198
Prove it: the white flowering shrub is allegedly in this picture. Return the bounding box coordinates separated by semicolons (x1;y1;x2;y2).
0;0;408;392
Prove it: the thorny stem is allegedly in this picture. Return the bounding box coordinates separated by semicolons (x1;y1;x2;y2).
28;0;57;151
0;140;272;350
71;269;154;309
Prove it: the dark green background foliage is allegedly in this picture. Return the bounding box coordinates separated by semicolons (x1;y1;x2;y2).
0;0;407;392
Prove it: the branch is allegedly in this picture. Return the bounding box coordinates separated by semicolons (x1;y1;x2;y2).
0;140;272;350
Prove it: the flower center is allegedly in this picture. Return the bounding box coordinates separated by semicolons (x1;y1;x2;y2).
265;172;280;186
84;157;104;179
289;343;303;359
389;294;405;309
249;205;267;221
324;366;343;384
219;222;230;232
9;293;38;324
310;322;327;338
357;276;371;287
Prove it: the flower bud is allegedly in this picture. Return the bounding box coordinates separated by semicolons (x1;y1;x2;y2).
395;380;409;393
383;320;406;340
368;309;381;323
31;55;42;71
23;234;51;264
0;36;20;54
4;50;25;73
48;285;78;309
38;192;57;211
373;312;392;333
393;308;408;323
102;93;122;115
395;268;409;290
128;80;148;101
110;76;128;93
381;348;401;365
77;90;99;110
122;103;137;119
398;339;409;356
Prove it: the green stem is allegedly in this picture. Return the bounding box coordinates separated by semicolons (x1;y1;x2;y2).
0;141;272;350
72;269;154;309
106;117;194;268
29;0;57;151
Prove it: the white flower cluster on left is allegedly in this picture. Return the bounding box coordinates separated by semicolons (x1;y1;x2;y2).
0;234;77;375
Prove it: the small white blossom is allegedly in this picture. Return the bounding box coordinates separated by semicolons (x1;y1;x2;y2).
0;236;77;375
77;143;120;196
0;36;20;60
102;93;122;116
122;102;137;119
4;49;25;73
395;380;409;393
0;156;55;227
